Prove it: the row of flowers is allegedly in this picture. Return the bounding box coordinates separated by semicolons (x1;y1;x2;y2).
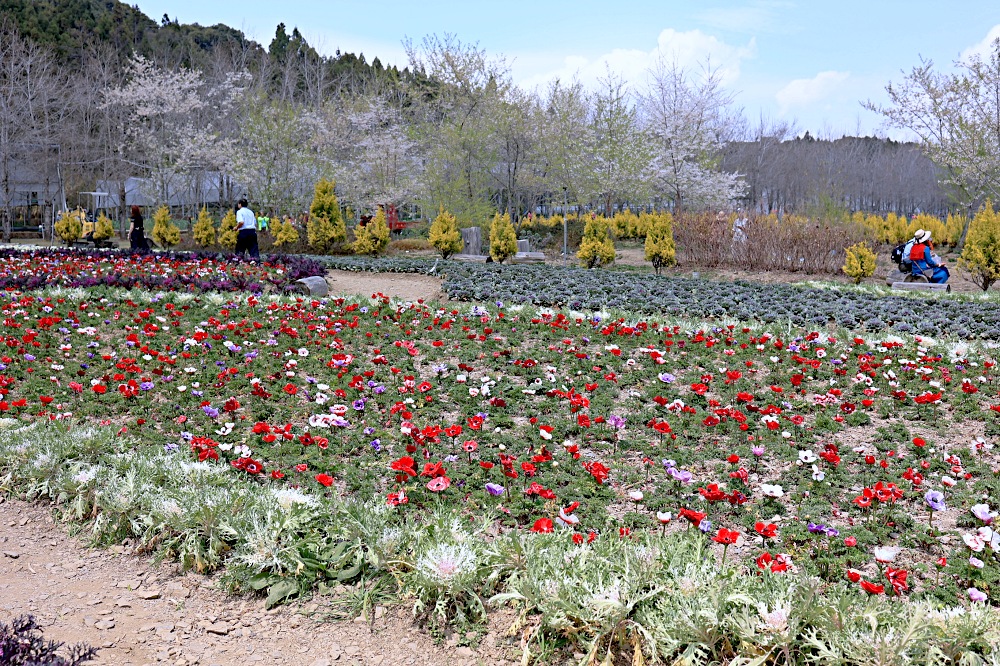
0;248;324;292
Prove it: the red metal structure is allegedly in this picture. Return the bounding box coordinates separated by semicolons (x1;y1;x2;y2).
360;204;418;233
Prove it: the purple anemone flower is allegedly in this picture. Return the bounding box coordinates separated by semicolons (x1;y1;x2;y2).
925;490;946;512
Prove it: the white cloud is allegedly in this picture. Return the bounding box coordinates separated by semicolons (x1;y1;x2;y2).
961;24;1000;63
694;1;797;34
514;28;755;92
775;71;850;115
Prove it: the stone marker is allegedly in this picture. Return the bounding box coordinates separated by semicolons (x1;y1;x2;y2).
286;276;329;297
460;227;482;256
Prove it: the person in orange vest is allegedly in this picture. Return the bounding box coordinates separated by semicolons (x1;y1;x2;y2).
909;230;949;283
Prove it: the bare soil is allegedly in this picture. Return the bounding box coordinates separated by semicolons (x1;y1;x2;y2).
325;269;447;303
0;498;521;666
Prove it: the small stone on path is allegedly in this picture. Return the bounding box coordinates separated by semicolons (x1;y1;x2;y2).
205;622;231;636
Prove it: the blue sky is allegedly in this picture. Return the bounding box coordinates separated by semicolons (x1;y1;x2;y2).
133;0;1000;138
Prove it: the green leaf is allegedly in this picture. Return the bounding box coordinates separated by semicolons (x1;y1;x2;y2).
247;573;279;591
264;579;299;609
337;561;362;582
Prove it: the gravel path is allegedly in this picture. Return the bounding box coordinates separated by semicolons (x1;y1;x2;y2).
0;498;518;666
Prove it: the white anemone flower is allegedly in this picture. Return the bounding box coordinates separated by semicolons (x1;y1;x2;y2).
760;484;784;498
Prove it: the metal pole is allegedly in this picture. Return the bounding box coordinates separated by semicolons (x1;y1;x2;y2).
563;187;568;265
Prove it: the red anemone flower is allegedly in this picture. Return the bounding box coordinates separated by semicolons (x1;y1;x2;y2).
712;528;740;545
754;522;778;539
530;518;554;533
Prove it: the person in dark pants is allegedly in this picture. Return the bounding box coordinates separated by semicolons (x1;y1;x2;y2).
234;198;259;261
128;205;149;252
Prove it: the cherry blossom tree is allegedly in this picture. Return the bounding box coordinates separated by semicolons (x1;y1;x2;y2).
102;55;246;209
641;58;746;213
589;72;652;215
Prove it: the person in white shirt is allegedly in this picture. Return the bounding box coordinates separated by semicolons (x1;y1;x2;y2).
234;198;259;261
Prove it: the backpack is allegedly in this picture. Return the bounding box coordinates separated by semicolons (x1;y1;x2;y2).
892;240;915;269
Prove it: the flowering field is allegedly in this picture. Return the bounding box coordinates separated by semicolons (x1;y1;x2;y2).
0;248;323;292
1;275;1000;662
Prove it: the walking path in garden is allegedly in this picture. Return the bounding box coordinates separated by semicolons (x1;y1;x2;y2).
325;270;447;302
0;489;517;666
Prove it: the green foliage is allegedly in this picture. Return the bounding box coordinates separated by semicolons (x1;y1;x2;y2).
577;216;616;268
93;212;115;241
308;179;346;253
353;208;390;256
218;210;238;250
54;209;84;245
488;212;517;264
151;205;181;248
192;208;217;247
842;242;877;284
644;212;676;274
960;201;1000;291
428;207;462;259
272;217;300;247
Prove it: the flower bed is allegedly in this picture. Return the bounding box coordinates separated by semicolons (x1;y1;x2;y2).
321;256;1000;339
0;248;324;292
0;289;997;586
0;278;999;662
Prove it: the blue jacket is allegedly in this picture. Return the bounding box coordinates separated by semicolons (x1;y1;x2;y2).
910;244;939;274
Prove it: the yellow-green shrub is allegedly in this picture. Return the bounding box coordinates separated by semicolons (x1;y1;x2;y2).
852;211;962;246
273;217;299;247
578;217;615;268
644;212;676;274
218;210;238;250
151;206;180;248
842;242;877;284
93;212;115;241
428;207;462;258
192;208;217;247
353;207;391;256
489;212;518;264
611;208;640;239
308;179;346;253
54;209;84;245
960;201;1000;291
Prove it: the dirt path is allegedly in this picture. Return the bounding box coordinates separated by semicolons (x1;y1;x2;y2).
0;498;517;666
325;270;447;303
